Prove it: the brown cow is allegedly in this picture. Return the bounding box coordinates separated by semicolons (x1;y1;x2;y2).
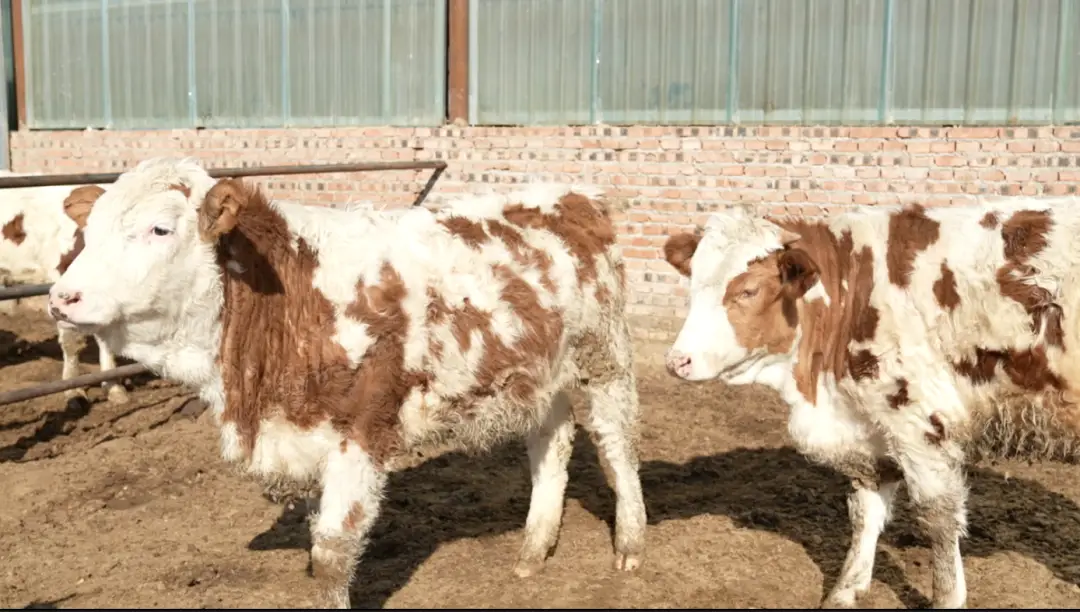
664;198;1080;609
48;158;646;608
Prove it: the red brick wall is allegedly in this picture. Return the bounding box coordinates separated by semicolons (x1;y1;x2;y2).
11;125;1080;341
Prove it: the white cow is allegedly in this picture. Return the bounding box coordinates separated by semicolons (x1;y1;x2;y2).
47;158;646;608
664;200;1080;609
0;184;128;403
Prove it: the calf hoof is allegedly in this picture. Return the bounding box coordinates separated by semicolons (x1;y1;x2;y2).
513;556;547;579
311;586;350;610
613;551;643;572
932;591;966;609
106;384;130;405
821;589;859;609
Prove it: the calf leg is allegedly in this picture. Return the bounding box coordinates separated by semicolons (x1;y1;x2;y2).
309;441;386;609
514;391;575;577
93;334;129;404
899;448;968;609
58;326;87;400
822;477;902;608
584;372;647;571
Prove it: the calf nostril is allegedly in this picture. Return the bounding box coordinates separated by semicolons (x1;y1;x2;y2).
59;291;81;306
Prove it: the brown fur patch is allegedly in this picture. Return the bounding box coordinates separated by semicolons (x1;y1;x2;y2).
933;261;961;312
439;216;489;250
764;219;880;402
663;233;701;277
953;346;1063;392
2;213;26;246
886;204;941;288
56;186;106;274
1001;209;1053;262
503;193;616;286
56;231;84;275
996;209;1062;348
342;501;365;532
953;348;1003;385
980;211;1000;229
442;265;565;407
887;378;910;409
486;219;557;293
169;182;191;199
63;185;105;230
849;350;880;381
926;413;947;445
344;263;432;462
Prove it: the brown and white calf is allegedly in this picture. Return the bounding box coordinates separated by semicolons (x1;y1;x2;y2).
47;158;646;608
663;199;1080;609
0;184;128;403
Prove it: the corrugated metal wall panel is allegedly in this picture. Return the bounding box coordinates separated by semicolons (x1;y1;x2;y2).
472;0;1080;126
20;0;1080;128
472;0;593;125
23;0;445;129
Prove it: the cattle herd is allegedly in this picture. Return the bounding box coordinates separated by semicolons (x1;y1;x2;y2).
0;156;1077;608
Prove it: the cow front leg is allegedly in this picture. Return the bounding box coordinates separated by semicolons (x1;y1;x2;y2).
94;334;129;404
822;477;902;608
58;326;87;400
309;441;387;609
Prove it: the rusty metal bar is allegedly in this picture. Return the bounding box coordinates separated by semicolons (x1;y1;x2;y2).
412;163;446;208
0;160;448;189
0;283;51;301
11;0;27;130
0;363;149;407
447;0;470;124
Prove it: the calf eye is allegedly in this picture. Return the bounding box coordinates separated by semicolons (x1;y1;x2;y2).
740;288;759;300
152;226;172;237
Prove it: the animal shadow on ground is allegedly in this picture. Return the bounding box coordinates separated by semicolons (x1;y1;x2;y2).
20;594;75;609
249;433;1080;609
0;396;92;462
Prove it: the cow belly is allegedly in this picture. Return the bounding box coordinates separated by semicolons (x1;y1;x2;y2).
397;384;563;455
787;392;883;469
220;417;343;484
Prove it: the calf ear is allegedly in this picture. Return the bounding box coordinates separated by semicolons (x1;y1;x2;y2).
198;178;245;241
777;247;820;299
63;185;106;229
664;232;702;277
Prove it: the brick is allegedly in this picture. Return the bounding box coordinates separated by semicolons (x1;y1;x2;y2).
1007;141;1036;153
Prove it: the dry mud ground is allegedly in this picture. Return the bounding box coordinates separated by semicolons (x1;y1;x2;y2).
1;309;1080;609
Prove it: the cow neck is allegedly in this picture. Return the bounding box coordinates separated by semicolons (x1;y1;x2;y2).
214;193;351;453
769;217;877;405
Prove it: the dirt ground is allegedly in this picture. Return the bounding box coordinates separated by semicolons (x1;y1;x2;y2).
2;309;1080;609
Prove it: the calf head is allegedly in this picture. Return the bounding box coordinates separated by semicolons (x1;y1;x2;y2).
48;158;220;345
663;205;820;383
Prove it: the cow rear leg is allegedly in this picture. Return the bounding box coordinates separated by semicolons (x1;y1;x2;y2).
94;334;129;404
309;441;386;609
822;478;902;608
514;391;575;578
900;448;968;609
584;372;646;572
58;326;87;400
